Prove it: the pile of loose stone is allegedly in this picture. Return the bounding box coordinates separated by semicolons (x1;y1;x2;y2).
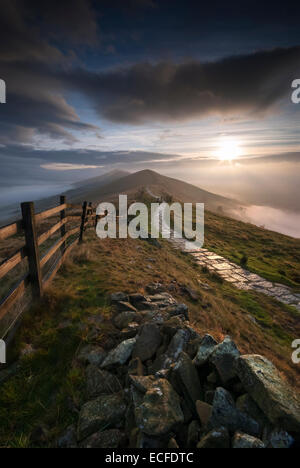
58;283;300;449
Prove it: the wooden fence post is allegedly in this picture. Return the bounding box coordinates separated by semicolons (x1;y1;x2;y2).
60;195;67;256
21;202;43;298
79;201;87;243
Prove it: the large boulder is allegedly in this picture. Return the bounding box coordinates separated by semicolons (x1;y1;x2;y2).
209;387;260;436
78;392;127;441
236;355;300;432
134;378;184;437
209;336;240;384
232;432;265;449
132;323;162;362
193;334;217;367
85;365;121;399
101;338;136;368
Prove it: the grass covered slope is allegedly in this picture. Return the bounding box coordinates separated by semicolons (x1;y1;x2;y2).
0;230;299;447
202;209;300;290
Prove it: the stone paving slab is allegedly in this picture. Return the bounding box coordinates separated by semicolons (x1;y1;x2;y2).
168;235;299;311
148;190;299;311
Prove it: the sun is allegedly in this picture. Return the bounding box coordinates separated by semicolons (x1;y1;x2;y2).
216;138;242;161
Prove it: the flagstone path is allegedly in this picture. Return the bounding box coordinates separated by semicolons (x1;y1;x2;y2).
146;187;300;311
168;234;300;312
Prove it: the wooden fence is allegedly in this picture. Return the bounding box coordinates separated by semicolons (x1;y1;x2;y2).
0;197;96;337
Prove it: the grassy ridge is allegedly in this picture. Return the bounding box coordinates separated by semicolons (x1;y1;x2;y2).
0;231;299;447
203;209;300;290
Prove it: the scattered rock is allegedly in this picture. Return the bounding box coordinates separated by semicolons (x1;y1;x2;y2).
129;293;148;307
57;425;77;448
85;365;121;399
167;329;190;361
129;375;156;393
168;437;179;448
232;432;265;449
101;338;136;368
236;394;268;434
266;429;294;449
209;336;240;384
77;345;106;367
133;323;162;362
207;371;218;384
205;390;215;405
134;379;184;437
236;355;300;432
169;303;189;320
193;334;217;367
111;292;128;303
78;392;127;441
162;316;185;337
80;429;125;448
196;401;212;427
172;352;203;411
73;288;300;449
128;357;144;376
187;420;201;447
117;301;138;313
197;427;230;448
146;283;165;294
181;286;199;301
114;311;139;330
209;387;260;436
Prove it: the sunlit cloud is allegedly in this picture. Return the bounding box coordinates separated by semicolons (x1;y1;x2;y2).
41;163;103;171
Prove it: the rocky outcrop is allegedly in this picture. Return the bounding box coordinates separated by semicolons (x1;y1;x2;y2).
236;355;300;432
59;284;300;449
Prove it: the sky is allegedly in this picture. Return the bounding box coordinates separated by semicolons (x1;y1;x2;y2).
0;0;300;228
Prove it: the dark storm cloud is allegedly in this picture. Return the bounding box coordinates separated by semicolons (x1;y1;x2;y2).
66;47;300;124
0;90;98;144
1;1;300;144
0;0;101;143
0;0;99;64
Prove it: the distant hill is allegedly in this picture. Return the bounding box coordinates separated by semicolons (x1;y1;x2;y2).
0;168;247;225
80;169;247;218
0;170;129;226
64;169;130;204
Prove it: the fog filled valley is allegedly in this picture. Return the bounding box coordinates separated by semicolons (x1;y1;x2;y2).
0;156;299;239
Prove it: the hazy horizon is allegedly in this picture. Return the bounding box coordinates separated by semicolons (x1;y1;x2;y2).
0;1;299;237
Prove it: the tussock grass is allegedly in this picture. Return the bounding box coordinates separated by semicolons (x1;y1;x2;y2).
0;229;299;447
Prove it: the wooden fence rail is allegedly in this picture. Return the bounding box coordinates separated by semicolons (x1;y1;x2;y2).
0;196;95;337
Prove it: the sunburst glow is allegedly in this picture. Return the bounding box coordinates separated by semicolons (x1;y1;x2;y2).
216;138;242;161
